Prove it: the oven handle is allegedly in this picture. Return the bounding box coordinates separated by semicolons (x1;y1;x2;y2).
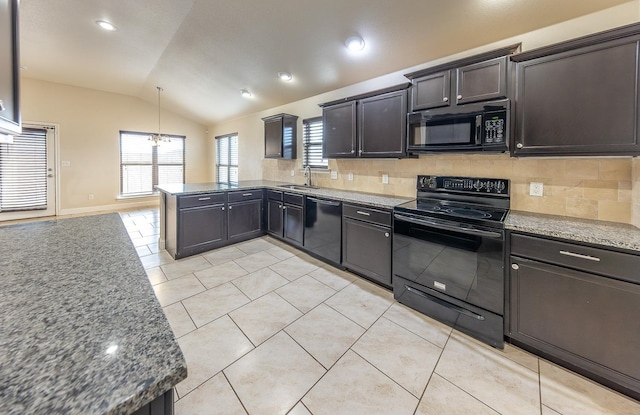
405;285;486;321
393;213;503;239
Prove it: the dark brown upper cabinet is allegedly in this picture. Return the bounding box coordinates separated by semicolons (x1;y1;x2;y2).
262;113;298;159
320;84;410;159
405;45;519;112
0;0;21;137
511;23;640;157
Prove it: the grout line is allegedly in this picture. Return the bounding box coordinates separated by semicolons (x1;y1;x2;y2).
222;371;251;415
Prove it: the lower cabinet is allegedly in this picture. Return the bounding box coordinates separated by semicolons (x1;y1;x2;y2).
227;191;263;242
284;203;304;246
173;193;227;259
267;198;284;236
342;204;392;287
267;190;304;246
508;232;640;400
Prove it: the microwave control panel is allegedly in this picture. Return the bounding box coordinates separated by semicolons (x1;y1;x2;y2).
483;111;506;144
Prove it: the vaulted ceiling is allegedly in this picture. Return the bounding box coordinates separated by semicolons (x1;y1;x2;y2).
19;0;633;125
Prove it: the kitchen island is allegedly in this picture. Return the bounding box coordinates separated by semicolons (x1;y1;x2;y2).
0;213;186;414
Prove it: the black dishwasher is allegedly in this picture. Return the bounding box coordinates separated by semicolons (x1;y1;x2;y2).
304;196;342;265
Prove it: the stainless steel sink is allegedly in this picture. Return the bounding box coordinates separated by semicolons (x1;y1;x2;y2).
277;184;319;191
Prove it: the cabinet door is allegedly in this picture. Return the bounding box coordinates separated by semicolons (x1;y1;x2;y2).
267;199;284;237
456;56;507;105
513;40;640;156
228;199;262;241
264;116;283;158
284;204;304;245
178;204;226;256
322;101;357;158
342;217;392;286
510;256;640;391
358;90;407;157
410;71;451;111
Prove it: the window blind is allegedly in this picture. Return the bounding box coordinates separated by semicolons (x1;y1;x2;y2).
216;133;238;184
303;117;327;168
0;127;48;212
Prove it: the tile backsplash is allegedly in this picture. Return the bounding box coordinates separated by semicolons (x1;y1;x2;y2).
263;154;637;225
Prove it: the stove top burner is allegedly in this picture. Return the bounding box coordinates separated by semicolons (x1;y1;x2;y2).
447;207;492;219
398;198;508;226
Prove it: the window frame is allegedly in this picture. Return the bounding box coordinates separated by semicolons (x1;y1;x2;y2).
119;130;185;197
302;117;327;169
215;133;239;184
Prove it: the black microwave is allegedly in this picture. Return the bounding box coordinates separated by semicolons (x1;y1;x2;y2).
407;99;509;153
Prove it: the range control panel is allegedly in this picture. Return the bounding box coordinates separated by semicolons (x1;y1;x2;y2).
418;175;509;195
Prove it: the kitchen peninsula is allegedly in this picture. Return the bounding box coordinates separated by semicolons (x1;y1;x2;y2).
0;214;186;414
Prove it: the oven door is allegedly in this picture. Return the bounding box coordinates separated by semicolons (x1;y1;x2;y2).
407;112;482;152
392;212;504;315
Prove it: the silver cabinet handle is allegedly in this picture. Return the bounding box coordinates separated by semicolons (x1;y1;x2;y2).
511;264;519;270
351;149;355;153
242;193;253;196
283;206;287;210
198;197;211;201
229;206;232;210
559;250;600;262
222;207;225;210
356;211;370;216
384;232;389;237
457;94;462;100
443;97;448;102
0;100;4;112
516;143;523;149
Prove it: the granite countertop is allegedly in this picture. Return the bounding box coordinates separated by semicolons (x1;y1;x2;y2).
157;180;413;209
0;214;187;414
506;210;640;253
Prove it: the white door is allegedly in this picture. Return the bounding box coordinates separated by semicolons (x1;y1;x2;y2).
0;123;57;221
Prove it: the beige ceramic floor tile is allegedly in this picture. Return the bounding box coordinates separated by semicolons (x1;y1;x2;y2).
161;256;212;280
266;245;296;260
176;315;254;397
231;268;289;300
229;292;302;346
202;246;247;266
383;303;452;348
352;317;442;397
139;250;175;269
275;275;336;313
136;245;152;257
285;303;365;369
542;405;563;415
235;238;278;254
288;402;312;415
162;302;196;338
146;267;168;285
175;372;247;415
416;374;500;415
182;282;250;327
194;261;248;289
324;281;393;328
224;332;325;415
303;350;418;415
307;266;356;290
435;332;540;415
540;360;640;415
269;256;319;281
131;235;161;248
234;251;281;273
153;275;206;307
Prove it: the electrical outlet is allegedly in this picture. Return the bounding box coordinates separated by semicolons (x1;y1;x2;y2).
88;194;94;200
529;182;544;197
290;169;295;177
348;172;353;181
61;160;71;167
330;170;338;180
382;174;389;184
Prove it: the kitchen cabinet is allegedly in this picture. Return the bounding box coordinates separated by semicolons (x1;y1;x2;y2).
175;193;227;259
511;24;640;156
405;45;519;112
0;0;21;137
227;190;263;242
266;190;304;246
508;232;640;400
263;113;298;159
342;204;392;287
320;85;409;159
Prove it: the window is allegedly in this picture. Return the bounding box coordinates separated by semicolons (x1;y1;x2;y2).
303;117;327;168
216;133;238;184
120;131;185;196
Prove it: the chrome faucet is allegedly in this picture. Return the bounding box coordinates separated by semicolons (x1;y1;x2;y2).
304;165;312;187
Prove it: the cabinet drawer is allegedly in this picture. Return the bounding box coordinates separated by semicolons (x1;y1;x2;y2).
343;204;391;226
178;193;225;209
510;233;640;284
228;189;262;202
283;192;303;206
266;190;283;201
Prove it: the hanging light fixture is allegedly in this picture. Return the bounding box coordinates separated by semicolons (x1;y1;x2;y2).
149;86;170;146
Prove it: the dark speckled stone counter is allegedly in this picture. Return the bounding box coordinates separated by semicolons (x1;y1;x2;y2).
506;210;640;253
156;180;412;209
0;214;186;414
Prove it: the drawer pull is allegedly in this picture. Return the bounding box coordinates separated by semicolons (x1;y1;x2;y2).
559;250;601;262
242;193;253;196
356;211;371;216
198;197;211;201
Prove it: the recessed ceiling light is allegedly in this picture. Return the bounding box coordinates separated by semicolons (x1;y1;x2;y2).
278;72;293;82
345;35;365;52
240;89;252;98
95;20;118;32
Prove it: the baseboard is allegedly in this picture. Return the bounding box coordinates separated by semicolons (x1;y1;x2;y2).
59;200;159;216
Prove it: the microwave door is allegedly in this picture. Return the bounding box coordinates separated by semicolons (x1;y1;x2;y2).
408;114;481;150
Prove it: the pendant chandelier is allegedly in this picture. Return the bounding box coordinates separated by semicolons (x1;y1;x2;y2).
149;86;170;145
